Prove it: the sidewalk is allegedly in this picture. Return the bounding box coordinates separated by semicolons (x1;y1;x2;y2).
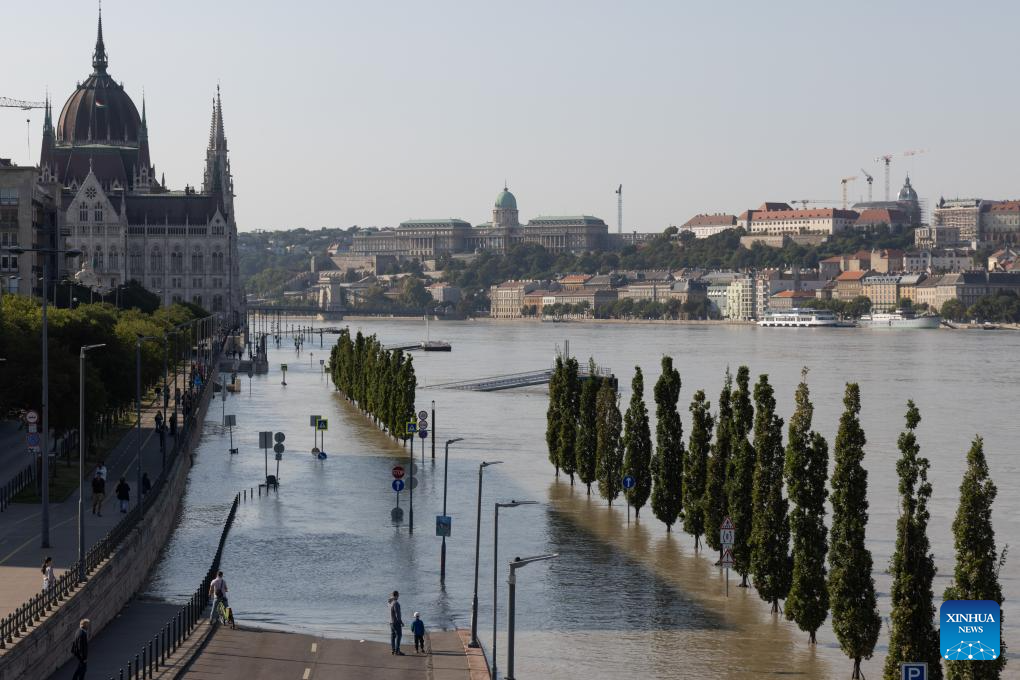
0;421;32;491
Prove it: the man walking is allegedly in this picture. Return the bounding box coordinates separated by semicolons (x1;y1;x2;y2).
90;473;105;517
70;618;90;680
388;590;404;655
208;571;228;622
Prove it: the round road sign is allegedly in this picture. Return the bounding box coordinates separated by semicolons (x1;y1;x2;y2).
274;432;286;443
418;410;428;420
623;475;636;489
408;477;419;491
418;430;428;439
391;506;404;523
274;452;282;461
273;442;285;454
392;479;405;492
392;465;405;479
317;452;328;460
26;410;39;424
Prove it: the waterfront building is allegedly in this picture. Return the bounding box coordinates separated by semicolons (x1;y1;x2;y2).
981;201;1020;245
851;176;923;227
833;270;869;301
768;289;818;311
904;248;974;273
911;274;945;309
557;274;593;290
618;281;671;302
955;271;1020;307
669;279;708;305
427;282;461;304
490;279;542;318
680;213;737;238
725;275;756;321
706;283;730;316
861;273;902;311
0;161;59;296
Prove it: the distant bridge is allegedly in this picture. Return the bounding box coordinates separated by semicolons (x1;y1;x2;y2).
427;365;614;392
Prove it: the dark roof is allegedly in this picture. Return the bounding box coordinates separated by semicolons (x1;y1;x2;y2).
124;193;225;224
45;144;141;188
682;213;736;228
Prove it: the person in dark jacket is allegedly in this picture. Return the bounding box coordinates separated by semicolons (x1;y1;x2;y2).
90;474;105;516
411;612;426;653
71;618;90;680
169;411;177;437
141;473;152;497
388;590;404;655
115;477;130;513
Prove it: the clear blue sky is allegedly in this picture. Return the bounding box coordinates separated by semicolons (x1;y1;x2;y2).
3;0;1018;232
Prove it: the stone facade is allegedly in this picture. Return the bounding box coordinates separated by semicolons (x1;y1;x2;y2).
0;162;59;296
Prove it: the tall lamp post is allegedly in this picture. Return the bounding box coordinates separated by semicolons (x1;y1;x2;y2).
505;554;558;680
136;335;161;514
492;500;537;680
469;460;502;648
5;245;82;548
439;437;463;584
78;343;106;581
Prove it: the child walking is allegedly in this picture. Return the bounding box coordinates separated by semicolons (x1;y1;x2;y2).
411;612;426;654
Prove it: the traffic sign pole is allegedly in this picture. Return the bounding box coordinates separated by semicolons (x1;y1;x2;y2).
409;435;414;533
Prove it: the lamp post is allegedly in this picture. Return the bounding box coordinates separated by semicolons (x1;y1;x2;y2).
5;245;82;548
505;554;558;680
492;500;537;680
439;437;463;584
468;460;502;648
136;335;161;514
78;343;105;581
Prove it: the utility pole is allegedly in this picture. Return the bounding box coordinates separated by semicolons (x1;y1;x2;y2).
615;184;623;234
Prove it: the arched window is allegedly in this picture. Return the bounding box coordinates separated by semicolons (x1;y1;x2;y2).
108;247;119;271
93;246;103;270
129;247;143;275
212;250;224;274
191;248;204;273
192;294;203;308
212;294;223;311
94;202;103;222
150;247;163;273
79;246;89;266
170;247;183;274
79;203;88;222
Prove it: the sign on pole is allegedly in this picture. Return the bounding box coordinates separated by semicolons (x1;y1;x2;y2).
721;547;735;568
274;432;286;443
622;475;635;489
392;479;405;492
900;663;927;680
418;410;428;420
406;422;418;434
310;415;321;427
436;515;452;537
26;410;39;424
259;431;273;449
317;419;328;431
273;443;285;454
418;429;428;439
392;466;405;480
223;414;236;427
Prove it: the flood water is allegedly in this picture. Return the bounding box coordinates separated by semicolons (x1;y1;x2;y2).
145;319;1020;679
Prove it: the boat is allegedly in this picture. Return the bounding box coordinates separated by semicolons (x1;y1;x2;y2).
859;309;940;329
420;316;452;351
757;308;843;327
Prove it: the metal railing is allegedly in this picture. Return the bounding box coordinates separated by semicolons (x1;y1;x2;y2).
428;364;615;392
0;338;224;652
0;464;35;512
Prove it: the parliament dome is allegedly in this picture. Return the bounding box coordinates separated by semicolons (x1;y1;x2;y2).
495;187;517;210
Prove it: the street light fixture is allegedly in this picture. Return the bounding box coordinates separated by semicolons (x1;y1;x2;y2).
505;553;559;680
439;437;464;584
78;343;105;581
4;245;82;548
492;500;537;680
468;460;503;648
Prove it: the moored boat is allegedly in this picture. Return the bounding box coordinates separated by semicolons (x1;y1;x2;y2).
757;308;843;327
859;309;940;329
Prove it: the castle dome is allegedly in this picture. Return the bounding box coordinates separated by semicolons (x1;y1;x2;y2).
495;187;517;210
897;176;918;202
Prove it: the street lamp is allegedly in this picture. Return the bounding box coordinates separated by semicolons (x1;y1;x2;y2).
78;343;105;581
492;500;537;680
505;553;558;680
136;335;162;514
469;460;503;648
439;437;463;584
4;245;82;548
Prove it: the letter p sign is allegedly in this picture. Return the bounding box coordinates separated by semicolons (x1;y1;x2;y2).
901;663;927;680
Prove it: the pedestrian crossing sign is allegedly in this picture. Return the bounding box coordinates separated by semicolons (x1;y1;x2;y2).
317;419;328;431
406;421;417;434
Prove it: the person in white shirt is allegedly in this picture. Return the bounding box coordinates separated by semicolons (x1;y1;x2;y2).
42;556;55;592
94;462;107;482
208;571;228;622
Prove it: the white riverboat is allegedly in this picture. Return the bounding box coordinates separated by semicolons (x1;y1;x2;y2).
757;308;842;327
859;309;941;329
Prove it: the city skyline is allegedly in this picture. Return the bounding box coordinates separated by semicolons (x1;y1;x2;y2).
5;1;1020;232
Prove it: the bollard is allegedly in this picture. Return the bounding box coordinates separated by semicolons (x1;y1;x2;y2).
150;638;154;674
134;654;139;680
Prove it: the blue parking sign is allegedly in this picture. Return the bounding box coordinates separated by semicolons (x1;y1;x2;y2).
901;662;927;680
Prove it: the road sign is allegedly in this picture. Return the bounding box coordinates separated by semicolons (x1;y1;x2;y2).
273;442;285;454
319;359;324;365
274;452;283;461
418;410;428;420
391;506;404;523
622;475;635;489
406;422;417;434
721;517;734;531
900;663;927;680
392;466;405;479
310;415;321;427
436;515;452;537
721;547;735;568
281;364;288;371
317;419;328;431
27;423;37;434
223;414;236;427
317;452;328;460
259;431;273;448
408;477;419;491
392;479;405;492
247;368;254;378
26;410;39;424
27;433;40;447
418;429;428;439
720;528;735;547
274;432;286;443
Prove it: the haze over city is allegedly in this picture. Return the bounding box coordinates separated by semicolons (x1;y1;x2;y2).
5;0;1020;231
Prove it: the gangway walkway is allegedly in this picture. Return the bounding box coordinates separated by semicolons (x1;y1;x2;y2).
428;365;613;392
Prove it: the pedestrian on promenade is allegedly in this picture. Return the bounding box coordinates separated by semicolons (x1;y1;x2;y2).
411;612;426;654
388;590;404;655
141;473;152;497
94;461;107;482
70;618;90;680
208;571;228;622
115;477;130;513
169;411;177;437
41;556;55;592
90;473;105;516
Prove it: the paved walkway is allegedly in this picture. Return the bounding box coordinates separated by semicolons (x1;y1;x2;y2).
0;421;33;490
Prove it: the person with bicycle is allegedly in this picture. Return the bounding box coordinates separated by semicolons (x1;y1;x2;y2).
209;571;228;623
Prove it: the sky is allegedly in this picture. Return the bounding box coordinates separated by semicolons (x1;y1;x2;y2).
3;0;1020;232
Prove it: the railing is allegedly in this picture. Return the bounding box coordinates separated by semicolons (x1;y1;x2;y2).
428;365;614;392
0;464;35;512
0;339;224;652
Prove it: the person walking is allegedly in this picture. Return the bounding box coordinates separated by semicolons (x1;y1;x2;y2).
94;461;107;483
155;412;165;452
115;477;131;513
208;571;228;622
41;556;55;592
70;618;90;680
388;591;404;655
169;411;177;437
141;473;152;497
90;473;105;516
411;612;426;654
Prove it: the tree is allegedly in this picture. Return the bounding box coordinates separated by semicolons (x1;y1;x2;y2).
575;360;600;494
595;380;623;505
558;357;581;483
651;357;684;531
750;374;790;613
883;401;943;680
941;298;967;322
726;366;755;586
703;370;732;554
682;390;712;549
784;368;830;644
828;383;881;679
943;436;1007;680
399;277;433;310
622;367;652;517
546;357;564;475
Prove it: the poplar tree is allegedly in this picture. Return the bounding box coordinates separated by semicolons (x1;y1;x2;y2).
703;370;732;554
651;357;684;531
750;374;790;613
883;401;943;680
683;390;712;549
575;361;600;494
622;367;652;517
828;383;880;680
944;436;1007;680
784;369;829;644
546;357;564;475
726;365;755;585
558;357;580;483
595;379;623;505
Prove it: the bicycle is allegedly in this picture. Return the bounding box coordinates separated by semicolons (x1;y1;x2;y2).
213;599;236;629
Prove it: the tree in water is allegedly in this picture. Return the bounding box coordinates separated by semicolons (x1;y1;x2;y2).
828;383;881;679
546;357;564;475
784;368;830;644
595;380;623;505
726;366;755;586
651;357;684;531
703;369;732;556
883;401;943;680
943;436;1007;680
575;359;600;495
557;357;580;484
683;390;713;550
622;367;652;517
749;374;790;614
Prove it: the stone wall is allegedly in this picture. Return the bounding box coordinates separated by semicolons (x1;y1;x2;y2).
0;374;216;680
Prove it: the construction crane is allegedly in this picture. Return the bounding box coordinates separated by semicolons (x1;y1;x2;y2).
0;97;46;111
615;184;622;235
860;168;873;202
873;149;929;201
840;176;858;210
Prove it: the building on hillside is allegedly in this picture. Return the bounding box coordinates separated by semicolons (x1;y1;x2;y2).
489;279;543;319
737;202;793;229
819;256;842;280
748;206;859;236
39;10;243;320
427;282;461;304
904;249;973;273
861;273;903;311
0;161;59;296
855;208;909;229
933;198;987;244
981;201;1020;245
870;249;905;273
739;233;826;248
680;213;737;238
606;231;658;248
988;246;1020;272
329;253;398;275
725;275;756;320
851;176;923;227
768;289;818;311
833;270;869;301
914;224;964;249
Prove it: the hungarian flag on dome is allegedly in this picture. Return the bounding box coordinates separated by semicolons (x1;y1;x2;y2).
95;100;106;108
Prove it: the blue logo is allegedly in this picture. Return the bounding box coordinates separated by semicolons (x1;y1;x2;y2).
940;600;1000;661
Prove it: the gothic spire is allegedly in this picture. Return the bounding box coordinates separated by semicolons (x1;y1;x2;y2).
207;84;227;152
93;1;108;73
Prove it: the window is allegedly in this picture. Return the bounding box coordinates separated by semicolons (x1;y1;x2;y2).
150;247;163;273
79;246;89;265
192;295;202;307
172;294;183;304
93;246;103;270
191;249;204;273
211;250;224;274
94;202;103;222
212;294;223;311
108;247;119;271
129;247;143;275
85;187;97;200
170;248;183;274
192;277;203;288
79;203;89;222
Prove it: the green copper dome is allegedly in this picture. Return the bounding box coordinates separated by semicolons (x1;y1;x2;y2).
495;187;517;210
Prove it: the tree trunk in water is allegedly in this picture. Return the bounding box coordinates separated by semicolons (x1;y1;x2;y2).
770;600;779;614
851;658;862;680
739;574;748;587
808;631;816;645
